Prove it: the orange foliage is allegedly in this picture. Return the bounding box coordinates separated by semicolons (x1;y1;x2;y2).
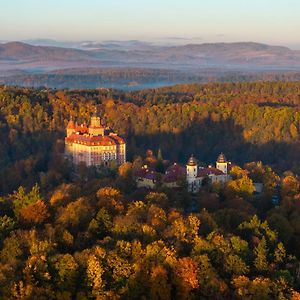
174;257;199;298
97;187;124;215
149;265;171;300
19;200;49;227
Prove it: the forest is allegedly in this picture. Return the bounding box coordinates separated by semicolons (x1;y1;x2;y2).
2;68;300;90
1;81;300;298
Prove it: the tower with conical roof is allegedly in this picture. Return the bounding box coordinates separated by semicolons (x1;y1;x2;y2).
216;152;228;174
66;118;75;137
186;155;198;191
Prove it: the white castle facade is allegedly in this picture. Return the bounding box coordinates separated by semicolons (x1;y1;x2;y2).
65;112;126;167
186;153;231;193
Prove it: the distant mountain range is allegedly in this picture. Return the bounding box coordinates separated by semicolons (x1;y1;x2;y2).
1;40;300;89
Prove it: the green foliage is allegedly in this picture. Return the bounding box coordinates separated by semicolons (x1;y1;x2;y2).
239;215;277;243
0;233;22;263
0;215;15;242
254;237;268;272
224;254;249;275
274;242;286;264
10;184;42;217
52;254;79;292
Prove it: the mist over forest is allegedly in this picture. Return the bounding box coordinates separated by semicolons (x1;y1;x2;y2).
1;40;300;90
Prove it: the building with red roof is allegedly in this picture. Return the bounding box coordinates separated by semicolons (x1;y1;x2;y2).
163;163;186;188
135;154;232;192
65;111;126;167
135;165;157;189
186;153;231;193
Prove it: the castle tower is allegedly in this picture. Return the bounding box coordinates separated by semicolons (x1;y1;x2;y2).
88;108;104;136
216;152;228;174
66;118;75;137
90;114;101;127
186;155;198;183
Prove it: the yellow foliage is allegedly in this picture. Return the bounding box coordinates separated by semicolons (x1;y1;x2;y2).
97;187;121;200
290;123;298;139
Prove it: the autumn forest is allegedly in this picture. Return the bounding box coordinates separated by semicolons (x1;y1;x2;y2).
1;81;300;299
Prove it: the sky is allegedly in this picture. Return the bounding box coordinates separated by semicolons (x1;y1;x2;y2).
1;0;300;48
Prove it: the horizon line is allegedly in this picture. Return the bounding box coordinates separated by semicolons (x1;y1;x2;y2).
0;38;299;50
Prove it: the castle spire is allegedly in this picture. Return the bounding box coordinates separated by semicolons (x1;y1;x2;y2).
187;154;197;166
216;152;228;174
66;117;75;137
89;107;104;136
93;106;98;117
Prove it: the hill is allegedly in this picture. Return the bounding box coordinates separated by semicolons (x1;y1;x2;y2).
1;41;300;73
1;41;300;89
0;41;92;61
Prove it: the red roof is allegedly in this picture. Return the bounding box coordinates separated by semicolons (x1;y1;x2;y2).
144;171;157;180
135;166;157;180
67;120;75;129
197;167;225;177
65;134;124;146
75;124;88;134
108;134;126;145
164;163;186;183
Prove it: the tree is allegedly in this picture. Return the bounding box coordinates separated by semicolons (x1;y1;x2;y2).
147;205;167;231
267;213;293;246
0;216;15;243
10;184;42;217
281;175;299;197
149;265;171;300
274;242;286;264
155;149;164;173
224;254;249;276
106;251;132;292
239;215;277;244
49;183;80;207
174;257;199;299
289;123;298;139
88;207;112;238
118;162;133;177
57;198;91;232
230;166;249;179
23;254;51;287
254;237;268;272
225;175;255;201
116;162;136;193
52;254;79;293
19;200;49;227
232;276;272;299
96;187;124;215
145;192;168;208
0;233;22;263
86;254;105;298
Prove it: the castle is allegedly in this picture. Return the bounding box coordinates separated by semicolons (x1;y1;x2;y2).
186;153;231;193
136;153;232;192
65;112;126;167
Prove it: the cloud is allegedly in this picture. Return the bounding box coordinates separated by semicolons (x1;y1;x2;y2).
162;36;201;41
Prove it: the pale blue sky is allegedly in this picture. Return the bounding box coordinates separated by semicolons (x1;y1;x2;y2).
1;0;300;48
